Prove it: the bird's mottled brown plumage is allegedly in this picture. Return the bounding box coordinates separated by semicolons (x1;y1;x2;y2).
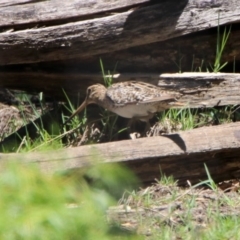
64;81;184;124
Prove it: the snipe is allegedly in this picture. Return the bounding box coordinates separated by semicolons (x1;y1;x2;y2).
64;81;184;126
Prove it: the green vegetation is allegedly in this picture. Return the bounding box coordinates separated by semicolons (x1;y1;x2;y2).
61;89;88;146
211;20;231;72
0;160;140;240
119;170;240;239
157;104;239;134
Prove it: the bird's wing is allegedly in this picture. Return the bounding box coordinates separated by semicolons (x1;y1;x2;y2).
107;81;179;106
137;95;177;104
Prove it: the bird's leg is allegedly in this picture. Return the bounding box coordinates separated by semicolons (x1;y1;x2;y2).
127;117;142;139
128;116;152;138
127;117;136;133
143;120;151;135
141;113;154;136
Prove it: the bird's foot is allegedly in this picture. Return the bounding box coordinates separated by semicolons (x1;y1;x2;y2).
129;132;141;140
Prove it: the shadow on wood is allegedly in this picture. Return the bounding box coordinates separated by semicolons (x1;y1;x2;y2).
0;122;240;185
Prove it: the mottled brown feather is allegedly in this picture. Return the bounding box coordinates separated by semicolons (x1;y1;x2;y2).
64;81;184;124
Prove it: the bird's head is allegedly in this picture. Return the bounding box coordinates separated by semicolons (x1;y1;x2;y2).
85;84;107;104
63;84;107;125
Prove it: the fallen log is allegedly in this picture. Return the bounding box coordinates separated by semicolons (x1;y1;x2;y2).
158;72;240;107
0;24;239;90
0;0;148;26
1;122;240;185
0;0;239;65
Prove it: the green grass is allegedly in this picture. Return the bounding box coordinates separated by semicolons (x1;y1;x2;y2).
156;104;238;134
147;216;240;240
0;161;109;239
211;15;231;72
18;94;64;152
0;160;140;240
61;89;89;146
118;168;240;239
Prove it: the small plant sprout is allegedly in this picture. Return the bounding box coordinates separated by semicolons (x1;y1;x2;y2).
211;14;231;72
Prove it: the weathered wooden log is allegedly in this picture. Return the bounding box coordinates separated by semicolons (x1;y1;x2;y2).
94;25;239;73
0;0;148;26
0;26;239;95
158;72;240;107
0;0;239;65
1;122;240;185
0;72;239;108
0;24;239;83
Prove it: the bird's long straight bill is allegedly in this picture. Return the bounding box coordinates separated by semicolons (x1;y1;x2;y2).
170;101;186;107
64;100;87;125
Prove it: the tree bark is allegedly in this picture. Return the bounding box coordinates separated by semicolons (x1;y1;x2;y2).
1;122;240;185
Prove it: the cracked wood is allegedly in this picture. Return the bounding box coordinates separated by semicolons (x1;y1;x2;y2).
0;0;239;65
1;122;240;185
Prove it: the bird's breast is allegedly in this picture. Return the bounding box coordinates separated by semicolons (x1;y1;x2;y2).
109;103;157;119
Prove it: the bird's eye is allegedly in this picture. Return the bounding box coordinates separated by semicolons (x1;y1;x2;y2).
86;88;92;96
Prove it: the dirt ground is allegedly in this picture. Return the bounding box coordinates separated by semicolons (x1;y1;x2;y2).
108;179;240;236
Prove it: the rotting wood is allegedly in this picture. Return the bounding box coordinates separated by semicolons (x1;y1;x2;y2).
1;122;240;185
0;0;239;65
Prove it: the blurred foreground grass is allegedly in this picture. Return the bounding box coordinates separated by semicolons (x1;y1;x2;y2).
0;160;141;240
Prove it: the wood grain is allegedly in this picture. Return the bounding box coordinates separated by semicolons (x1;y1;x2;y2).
1;122;240;185
0;0;239;65
0;0;148;26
